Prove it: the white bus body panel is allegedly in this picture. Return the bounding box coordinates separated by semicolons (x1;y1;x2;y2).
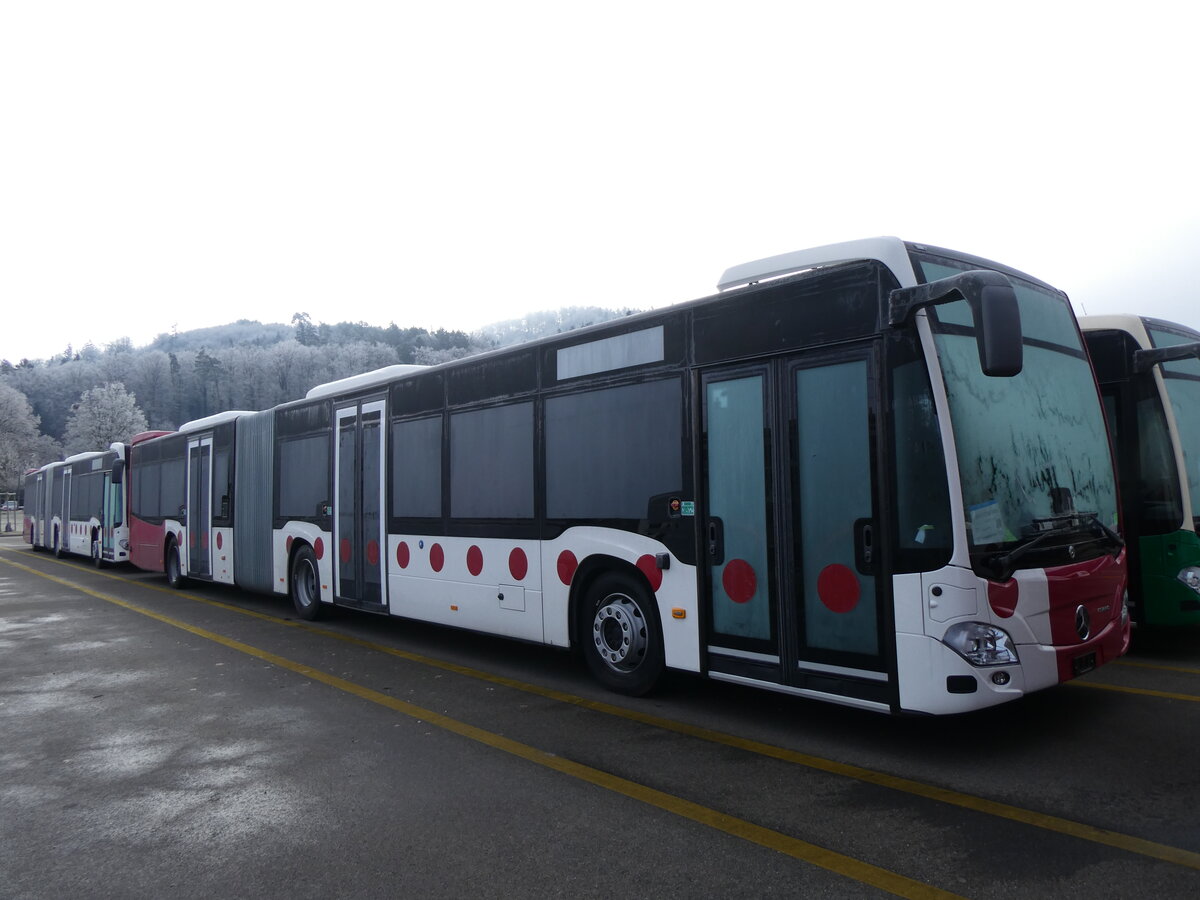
388;535;544;642
213;527;235;584
381;527;700;673
273;523;333;599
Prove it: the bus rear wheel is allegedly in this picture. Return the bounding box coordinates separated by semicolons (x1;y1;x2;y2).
290;545;322;621
165;538;185;589
581;572;664;696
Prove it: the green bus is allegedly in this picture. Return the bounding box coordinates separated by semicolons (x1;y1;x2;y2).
1082;315;1200;626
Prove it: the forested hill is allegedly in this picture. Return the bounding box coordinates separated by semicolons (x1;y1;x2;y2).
0;305;639;456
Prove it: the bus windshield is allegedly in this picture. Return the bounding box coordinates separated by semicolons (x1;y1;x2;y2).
1147;324;1200;526
917;254;1118;568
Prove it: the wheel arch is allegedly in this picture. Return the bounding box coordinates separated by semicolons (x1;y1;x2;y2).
567;553;660;650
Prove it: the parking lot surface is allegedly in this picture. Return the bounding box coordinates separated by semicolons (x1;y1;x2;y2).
3;537;1199;898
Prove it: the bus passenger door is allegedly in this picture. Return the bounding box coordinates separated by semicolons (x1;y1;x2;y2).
99;471;114;558
60;469;71;555
334;400;386;608
34;472;44;546
187;437;213;579
703;348;888;704
702;366;781;677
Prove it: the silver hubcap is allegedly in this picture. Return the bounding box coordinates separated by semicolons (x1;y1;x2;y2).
592;593;648;672
295;559;317;607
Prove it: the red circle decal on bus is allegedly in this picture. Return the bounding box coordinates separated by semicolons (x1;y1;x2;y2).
366;540;379;567
722;559;757;604
509;547;528;581
396;541;410;568
557;550;578;585
340;539;351;564
286;536;294;554
467;545;484;576
988;579;1018;618
216;532;223;550
817;564;860;613
430;543;445;572
313;537;324;560
636;554;663;592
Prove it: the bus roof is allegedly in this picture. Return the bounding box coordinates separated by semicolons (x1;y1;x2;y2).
717;236;919;292
61;450;108;465
177;411;257;432
1079;313;1146;335
130;430;174;445
306;364;428;400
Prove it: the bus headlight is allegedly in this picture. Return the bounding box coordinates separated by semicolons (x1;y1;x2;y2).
119;539;130;551
942;622;1019;667
1179;567;1200;595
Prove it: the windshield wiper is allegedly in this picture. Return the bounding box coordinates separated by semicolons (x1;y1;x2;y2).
1085;514;1124;551
985;529;1063;581
984;512;1122;581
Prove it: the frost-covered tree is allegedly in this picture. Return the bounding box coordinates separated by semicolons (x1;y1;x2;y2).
0;383;55;491
62;382;149;455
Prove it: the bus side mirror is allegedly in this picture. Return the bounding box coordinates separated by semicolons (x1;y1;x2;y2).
889;270;1023;377
970;280;1023;377
111;459;125;485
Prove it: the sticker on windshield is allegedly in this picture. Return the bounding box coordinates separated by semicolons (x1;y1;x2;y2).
969;500;1005;544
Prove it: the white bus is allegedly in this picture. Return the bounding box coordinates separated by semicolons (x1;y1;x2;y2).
26;445;130;566
128;238;1130;714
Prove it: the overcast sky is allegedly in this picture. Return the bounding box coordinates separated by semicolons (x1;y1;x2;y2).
3;1;1196;363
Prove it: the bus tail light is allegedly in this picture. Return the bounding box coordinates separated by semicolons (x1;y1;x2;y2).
1178;567;1200;595
942;622;1018;667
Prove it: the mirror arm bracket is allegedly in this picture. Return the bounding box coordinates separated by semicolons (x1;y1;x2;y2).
887;270;1012;327
1133;342;1200;374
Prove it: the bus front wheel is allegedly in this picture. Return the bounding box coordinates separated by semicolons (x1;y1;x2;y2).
91;537;105;569
290;545;322;621
165;539;185;589
581;572;664;696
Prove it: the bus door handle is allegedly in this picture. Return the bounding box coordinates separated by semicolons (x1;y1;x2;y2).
707;517;725;565
854;518;877;574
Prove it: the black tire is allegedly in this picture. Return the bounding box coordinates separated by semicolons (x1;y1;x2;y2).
165;538;185;589
580;571;664;696
91;537;106;569
290;544;322;620
53;529;63;559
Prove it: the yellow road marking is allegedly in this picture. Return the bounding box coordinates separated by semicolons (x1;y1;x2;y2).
0;554;957;900
1068;680;1200;703
12;550;1200;872
1114;658;1200;676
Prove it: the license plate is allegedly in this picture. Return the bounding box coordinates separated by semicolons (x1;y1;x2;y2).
1072;651;1097;677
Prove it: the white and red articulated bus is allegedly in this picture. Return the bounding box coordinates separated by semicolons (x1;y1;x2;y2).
25;445;132;567
120;238;1129;714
